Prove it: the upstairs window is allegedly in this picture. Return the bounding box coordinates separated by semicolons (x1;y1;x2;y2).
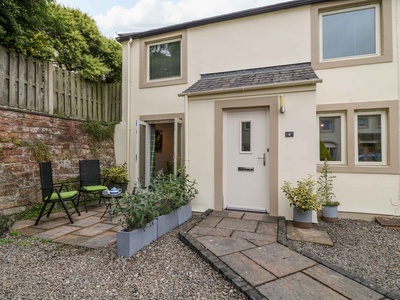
148;39;181;81
321;5;379;61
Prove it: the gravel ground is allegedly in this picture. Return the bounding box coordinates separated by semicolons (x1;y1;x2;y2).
290;218;400;294
1;217;399;299
0;224;246;300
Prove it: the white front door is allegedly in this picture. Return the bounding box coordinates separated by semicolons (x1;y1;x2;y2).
224;109;269;212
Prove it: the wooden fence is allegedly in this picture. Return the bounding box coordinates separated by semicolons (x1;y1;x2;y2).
0;45;122;122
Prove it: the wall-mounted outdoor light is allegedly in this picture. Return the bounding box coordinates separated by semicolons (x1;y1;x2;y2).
279;95;286;113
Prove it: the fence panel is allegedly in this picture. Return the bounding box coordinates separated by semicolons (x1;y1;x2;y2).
0;46;122;122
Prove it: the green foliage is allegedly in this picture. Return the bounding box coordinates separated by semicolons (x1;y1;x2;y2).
16;203;44;220
320;141;332;161
83;120;115;141
0;0;122;82
0;0;54;59
112;191;157;232
27;140;51;162
102;163;128;184
318;159;339;206
0;238;12;245
151;168;198;214
112;167;198;231
281;176;322;212
9;229;20;237
0;215;14;237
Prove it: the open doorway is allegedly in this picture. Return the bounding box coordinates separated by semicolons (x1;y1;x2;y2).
136;118;183;187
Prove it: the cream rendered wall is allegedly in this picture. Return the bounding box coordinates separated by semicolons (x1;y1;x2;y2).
278;91;318;220
187;7;311;77
313;0;400;217
186;99;215;212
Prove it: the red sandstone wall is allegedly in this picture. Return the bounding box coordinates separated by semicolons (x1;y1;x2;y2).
0;109;116;215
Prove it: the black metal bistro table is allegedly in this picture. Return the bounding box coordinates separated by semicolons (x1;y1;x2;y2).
100;192;123;219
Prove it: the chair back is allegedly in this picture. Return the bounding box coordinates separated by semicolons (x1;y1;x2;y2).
79;160;101;186
39;161;54;200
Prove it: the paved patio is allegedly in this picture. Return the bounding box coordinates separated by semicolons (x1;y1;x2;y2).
10;207;400;299
11;203;122;249
179;210;398;300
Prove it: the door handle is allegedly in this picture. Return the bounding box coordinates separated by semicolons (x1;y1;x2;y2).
258;153;266;166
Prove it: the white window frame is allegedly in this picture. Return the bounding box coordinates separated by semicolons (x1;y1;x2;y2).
318;112;346;164
319;4;381;62
354;111;387;166
146;38;182;83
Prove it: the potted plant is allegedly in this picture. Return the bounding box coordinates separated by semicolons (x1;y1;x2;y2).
111;167;198;257
102;163;129;192
281;175;322;229
111;190;158;257
318;159;340;222
151;168;198;236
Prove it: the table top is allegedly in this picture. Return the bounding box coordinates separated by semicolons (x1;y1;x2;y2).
101;192;123;198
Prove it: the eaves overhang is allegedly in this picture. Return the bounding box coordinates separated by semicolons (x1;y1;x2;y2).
117;0;331;42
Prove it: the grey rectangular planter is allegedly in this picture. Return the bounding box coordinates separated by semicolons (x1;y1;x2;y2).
117;219;158;258
157;210;178;238
177;202;192;225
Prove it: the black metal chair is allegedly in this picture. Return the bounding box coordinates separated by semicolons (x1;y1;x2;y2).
35;162;81;226
78;160;108;212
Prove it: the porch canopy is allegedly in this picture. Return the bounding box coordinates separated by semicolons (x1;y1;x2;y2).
179;62;322;96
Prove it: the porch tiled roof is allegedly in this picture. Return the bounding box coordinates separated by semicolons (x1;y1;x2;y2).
180;62;321;96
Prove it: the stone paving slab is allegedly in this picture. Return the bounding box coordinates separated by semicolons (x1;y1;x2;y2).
210;210;244;219
35;217;72;230
243;213;278;222
196;236;256;256
10;219;36;230
221;252;276;286
78;231;116;249
304;265;383;300
257;272;347;300
71;211;99;220
53;234;90;245
33;225;80;240
231;230;276;243
256;222;278;236
243;243;316;277
70;216;103;227
286;222;333;245
217;218;258;232
17;226;45;237
197;216;222;228
189;226;233;237
74;223;116;237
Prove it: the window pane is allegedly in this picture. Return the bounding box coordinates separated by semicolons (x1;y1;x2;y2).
241;121;251;152
149;40;181;80
357;114;382;162
322;7;376;60
319;116;342;161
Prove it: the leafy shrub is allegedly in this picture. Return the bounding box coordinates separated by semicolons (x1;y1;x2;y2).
102;163;128;184
281;175;322;212
112;167;198;231
0;215;14;237
111;191;157;231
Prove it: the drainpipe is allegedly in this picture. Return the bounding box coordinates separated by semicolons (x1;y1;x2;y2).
126;38;133;186
184;95;190;172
